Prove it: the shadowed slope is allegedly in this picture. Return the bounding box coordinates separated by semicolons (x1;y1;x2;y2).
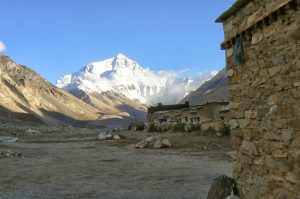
180;69;228;105
0;55;121;127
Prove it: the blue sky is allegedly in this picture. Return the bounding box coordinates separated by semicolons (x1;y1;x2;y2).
0;0;235;83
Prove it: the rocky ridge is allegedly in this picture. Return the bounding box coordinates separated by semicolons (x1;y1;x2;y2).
0;55;138;127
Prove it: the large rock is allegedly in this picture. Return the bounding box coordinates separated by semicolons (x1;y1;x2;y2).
153;140;163;149
135;140;149;149
98;130;125;141
207;175;238;199
113;135;121;140
161;138;172;148
135;136;156;149
136;136;172;149
145;136;155;143
0;136;18;143
98;132;108;141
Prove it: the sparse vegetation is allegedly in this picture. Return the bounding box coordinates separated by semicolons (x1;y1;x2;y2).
172;122;186;132
136;123;145;131
148;123;174;133
148;123;159;132
147;122;202;133
187;123;201;132
217;122;230;136
128;122;145;131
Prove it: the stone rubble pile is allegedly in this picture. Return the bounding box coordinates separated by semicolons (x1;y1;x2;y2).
97;132;123;141
0;150;23;158
135;136;172;149
0;136;18;143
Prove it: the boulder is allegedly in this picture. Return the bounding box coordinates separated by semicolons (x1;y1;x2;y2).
161;138;172;148
113;135;121;140
207;175;238;199
136;137;172;149
0;136;18;143
98;132;107;141
153;140;163;149
145;136;155;143
98;131;124;141
135;140;149;149
105;133;114;140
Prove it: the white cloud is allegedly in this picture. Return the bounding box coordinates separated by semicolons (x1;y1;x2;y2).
0;41;6;54
145;70;216;105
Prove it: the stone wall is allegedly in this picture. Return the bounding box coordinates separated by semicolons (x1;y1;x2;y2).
223;0;300;198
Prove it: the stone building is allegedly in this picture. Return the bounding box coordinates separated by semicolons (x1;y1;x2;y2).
147;101;229;130
216;0;300;198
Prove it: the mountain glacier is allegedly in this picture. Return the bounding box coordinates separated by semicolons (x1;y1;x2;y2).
56;53;217;105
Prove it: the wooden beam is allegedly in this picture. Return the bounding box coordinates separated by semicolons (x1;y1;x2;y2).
219;0;295;50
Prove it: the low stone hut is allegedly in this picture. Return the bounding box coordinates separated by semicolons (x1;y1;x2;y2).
147;101;229;131
216;0;300;198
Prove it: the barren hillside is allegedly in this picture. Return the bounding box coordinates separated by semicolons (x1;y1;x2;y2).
0;55;139;127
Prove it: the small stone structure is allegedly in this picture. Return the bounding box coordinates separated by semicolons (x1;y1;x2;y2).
147;101;229;131
216;0;300;198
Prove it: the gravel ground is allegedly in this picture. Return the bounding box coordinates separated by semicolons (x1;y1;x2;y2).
0;129;232;199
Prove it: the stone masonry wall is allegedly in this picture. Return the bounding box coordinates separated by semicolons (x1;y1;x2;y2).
223;0;300;198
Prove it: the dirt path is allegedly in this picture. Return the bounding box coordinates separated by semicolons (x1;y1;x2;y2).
0;130;232;199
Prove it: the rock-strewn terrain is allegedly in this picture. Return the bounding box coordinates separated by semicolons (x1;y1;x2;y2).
0;128;232;199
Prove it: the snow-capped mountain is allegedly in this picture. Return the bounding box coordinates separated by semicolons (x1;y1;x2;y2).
56;53;217;105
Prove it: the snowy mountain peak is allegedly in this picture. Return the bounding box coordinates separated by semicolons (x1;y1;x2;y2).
81;53;144;75
56;54;218;105
115;53;127;59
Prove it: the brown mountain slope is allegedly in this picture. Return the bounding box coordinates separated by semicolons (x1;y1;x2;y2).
0;55;124;127
68;89;147;128
180;69;228;105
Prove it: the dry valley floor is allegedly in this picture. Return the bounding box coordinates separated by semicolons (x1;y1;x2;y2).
0;127;232;199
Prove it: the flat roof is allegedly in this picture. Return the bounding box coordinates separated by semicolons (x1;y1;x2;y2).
148;103;189;114
215;0;251;23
